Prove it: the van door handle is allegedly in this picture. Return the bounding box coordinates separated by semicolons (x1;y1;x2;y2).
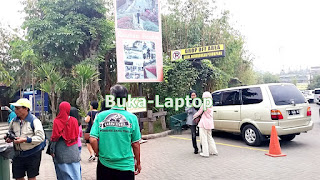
213;111;217;112
234;110;239;112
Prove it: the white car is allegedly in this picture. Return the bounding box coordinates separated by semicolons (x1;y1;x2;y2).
212;83;313;146
314;88;320;104
302;90;314;103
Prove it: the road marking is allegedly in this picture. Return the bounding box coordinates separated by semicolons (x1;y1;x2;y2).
169;136;268;152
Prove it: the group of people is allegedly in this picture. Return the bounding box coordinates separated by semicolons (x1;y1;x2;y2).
3;86;217;179
185;90;218;157
4;84;141;180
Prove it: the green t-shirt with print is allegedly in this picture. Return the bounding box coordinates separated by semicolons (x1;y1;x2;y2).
90;106;141;172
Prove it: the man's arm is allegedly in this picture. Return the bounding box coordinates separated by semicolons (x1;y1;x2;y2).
85;115;91;123
5;120;14;143
30;119;45;144
89;137;99;156
132;141;141;175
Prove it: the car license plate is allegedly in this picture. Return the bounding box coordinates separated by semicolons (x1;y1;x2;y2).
288;110;300;115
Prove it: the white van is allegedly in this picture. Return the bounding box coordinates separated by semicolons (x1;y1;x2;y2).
314;88;320;104
302;90;314;103
211;83;313;146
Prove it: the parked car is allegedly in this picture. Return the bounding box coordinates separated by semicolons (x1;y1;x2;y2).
314;88;320;104
211;83;313;146
302;90;314;103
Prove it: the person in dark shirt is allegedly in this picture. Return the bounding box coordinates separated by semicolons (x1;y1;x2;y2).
85;101;99;161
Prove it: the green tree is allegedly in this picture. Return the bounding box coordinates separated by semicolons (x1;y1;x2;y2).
35;63;67;119
23;0;114;67
9;38;40;99
0;63;13;86
162;0;256;92
73;63;100;114
154;57;228;115
22;0;114;107
256;72;280;84
308;75;320;90
0;23;16;86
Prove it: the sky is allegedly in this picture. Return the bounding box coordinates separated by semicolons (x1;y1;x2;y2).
215;0;320;74
1;0;320;74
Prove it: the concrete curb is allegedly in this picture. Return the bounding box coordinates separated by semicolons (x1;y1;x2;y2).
141;130;174;140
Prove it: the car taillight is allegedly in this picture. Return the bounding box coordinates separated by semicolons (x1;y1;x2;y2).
307;107;311;116
271;109;283;120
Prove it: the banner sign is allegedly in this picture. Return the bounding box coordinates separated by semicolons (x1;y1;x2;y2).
171;44;225;61
115;0;163;82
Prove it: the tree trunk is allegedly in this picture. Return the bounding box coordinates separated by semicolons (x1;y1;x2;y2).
51;92;57;120
41;91;44;122
104;51;111;96
83;87;88;115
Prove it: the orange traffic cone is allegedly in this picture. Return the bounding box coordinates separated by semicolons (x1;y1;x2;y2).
265;125;286;157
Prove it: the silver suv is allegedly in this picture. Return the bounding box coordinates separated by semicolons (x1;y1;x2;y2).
212;83;314;146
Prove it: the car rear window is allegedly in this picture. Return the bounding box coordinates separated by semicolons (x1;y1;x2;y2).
241;87;263;105
269;84;306;105
315;90;320;94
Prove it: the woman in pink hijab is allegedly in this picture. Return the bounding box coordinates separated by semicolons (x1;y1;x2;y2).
193;91;218;157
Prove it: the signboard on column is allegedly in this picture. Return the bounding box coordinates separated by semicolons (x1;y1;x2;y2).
115;0;163;82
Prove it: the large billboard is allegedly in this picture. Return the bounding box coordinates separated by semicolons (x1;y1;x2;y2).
171;44;225;61
115;0;163;82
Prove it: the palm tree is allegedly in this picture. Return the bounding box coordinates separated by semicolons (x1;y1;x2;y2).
73;64;100;115
35;63;67;119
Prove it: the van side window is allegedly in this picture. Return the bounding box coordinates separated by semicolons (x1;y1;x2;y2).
221;90;241;106
315;90;320;94
212;92;222;106
241;87;263;105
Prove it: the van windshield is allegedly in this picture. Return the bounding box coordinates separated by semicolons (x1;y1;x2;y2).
269;84;306;105
315;90;320;94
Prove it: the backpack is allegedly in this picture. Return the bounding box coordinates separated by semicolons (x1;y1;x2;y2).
18;115;47;157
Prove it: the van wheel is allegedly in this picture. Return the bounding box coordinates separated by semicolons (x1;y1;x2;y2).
279;134;296;141
242;125;262;146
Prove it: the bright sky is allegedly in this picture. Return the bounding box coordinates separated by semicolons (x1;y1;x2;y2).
0;0;24;28
1;0;320;74
216;0;320;74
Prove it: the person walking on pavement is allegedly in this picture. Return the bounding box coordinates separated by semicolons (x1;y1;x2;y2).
50;102;81;180
193;91;218;157
90;84;141;180
70;107;82;156
85;101;99;161
5;98;46;180
185;90;200;154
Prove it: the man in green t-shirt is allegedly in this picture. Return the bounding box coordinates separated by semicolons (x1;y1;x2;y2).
90;84;141;180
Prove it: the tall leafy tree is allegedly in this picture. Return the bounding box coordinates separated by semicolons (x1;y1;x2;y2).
23;0;114;67
20;0;114;112
9;38;39;98
0;23;17;86
162;0;256;88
